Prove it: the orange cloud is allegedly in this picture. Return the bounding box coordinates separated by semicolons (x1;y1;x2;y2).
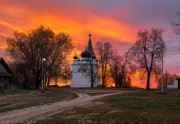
0;1;176;89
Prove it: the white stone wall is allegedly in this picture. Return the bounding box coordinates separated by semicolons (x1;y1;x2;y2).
71;59;100;88
71;72;91;87
167;80;179;89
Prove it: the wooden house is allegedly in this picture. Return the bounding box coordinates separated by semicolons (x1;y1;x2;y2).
0;58;13;88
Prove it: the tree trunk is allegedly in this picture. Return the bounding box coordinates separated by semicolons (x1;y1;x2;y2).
34;71;41;89
115;80;118;88
55;77;58;86
115;69;119;88
101;66;106;87
115;75;119;88
44;76;47;87
146;72;151;90
35;78;40;89
47;76;51;87
102;75;105;87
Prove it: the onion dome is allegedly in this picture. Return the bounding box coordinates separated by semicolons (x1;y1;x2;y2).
92;55;96;59
73;51;78;59
81;49;91;58
74;55;78;59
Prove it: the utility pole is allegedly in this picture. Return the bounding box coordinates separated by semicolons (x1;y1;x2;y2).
161;49;164;93
166;70;167;89
41;58;46;92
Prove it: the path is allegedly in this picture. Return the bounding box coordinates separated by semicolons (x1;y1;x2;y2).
0;90;138;124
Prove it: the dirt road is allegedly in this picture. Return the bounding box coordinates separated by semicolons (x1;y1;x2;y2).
0;91;136;124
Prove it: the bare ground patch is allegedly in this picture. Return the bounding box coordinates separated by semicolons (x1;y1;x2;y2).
35;100;125;124
0;90;127;124
0;88;77;113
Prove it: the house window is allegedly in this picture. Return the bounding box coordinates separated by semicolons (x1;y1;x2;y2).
1;78;4;83
6;78;9;84
0;78;5;86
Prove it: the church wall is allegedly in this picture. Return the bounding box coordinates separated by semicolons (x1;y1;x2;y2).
71;60;100;88
71;72;91;87
70;34;100;88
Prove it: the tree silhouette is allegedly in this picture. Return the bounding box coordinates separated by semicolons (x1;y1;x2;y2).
95;41;113;87
110;49;131;88
6;26;73;89
128;28;166;90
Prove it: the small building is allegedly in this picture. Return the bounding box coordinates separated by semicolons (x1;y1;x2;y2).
71;34;100;87
167;78;180;89
0;58;13;88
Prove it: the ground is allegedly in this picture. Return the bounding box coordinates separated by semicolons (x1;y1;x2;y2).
0;88;180;124
0;87;77;113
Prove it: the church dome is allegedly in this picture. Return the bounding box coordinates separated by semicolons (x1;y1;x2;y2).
73;52;78;60
73;55;78;59
81;49;91;58
92;55;96;59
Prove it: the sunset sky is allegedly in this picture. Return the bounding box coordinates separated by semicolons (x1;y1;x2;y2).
0;0;180;88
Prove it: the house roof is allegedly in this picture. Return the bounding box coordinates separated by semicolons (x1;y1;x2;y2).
0;57;13;76
176;77;180;81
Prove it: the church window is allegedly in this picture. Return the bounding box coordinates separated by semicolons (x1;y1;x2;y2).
78;68;86;73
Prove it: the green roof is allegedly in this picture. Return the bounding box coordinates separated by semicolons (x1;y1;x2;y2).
87;34;95;56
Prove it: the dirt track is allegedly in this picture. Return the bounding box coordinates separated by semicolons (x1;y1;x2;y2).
0;91;137;124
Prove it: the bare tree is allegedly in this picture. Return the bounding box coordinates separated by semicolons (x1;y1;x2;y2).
110;49;131;88
172;9;180;35
6;26;73;89
95;41;113;87
128;28;166;90
44;59;71;87
10;62;34;89
110;49;122;87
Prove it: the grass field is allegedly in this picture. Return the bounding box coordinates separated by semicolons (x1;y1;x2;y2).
106;90;180;123
0;88;34;96
0;87;77;113
70;87;141;96
36;90;180;124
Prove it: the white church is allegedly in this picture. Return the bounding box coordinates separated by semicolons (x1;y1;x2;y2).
71;34;100;87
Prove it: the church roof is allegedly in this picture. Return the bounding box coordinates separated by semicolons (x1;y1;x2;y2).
81;48;92;58
77;34;96;59
87;34;95;56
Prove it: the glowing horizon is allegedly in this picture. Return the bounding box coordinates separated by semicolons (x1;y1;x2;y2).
0;0;180;88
